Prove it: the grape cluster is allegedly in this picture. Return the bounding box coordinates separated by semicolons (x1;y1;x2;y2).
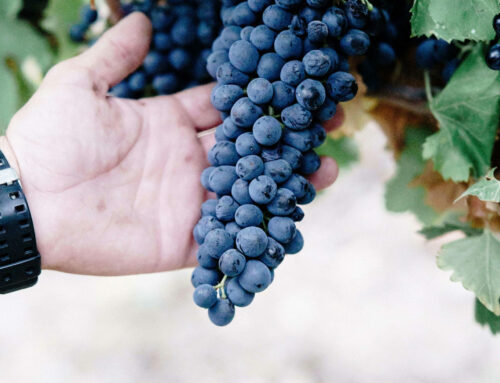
192;0;375;326
72;0;222;98
486;13;500;71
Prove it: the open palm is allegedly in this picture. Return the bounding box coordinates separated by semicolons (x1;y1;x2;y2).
3;13;340;276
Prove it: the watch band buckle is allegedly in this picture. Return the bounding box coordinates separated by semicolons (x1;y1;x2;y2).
0;168;19;186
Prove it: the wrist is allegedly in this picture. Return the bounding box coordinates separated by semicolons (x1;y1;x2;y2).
0;135;48;270
0;137;41;292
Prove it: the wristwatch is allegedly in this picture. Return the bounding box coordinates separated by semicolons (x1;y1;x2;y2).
0;151;41;294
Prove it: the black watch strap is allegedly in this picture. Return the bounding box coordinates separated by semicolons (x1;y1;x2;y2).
0;151;41;294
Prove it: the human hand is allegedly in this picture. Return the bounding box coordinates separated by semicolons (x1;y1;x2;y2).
1;13;343;276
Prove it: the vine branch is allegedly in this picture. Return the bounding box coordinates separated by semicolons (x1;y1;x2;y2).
105;0;124;24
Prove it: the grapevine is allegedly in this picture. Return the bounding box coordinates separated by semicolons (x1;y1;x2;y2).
42;0;500;330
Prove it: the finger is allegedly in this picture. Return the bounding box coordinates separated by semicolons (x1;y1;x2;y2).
76;12;152;90
324;104;345;132
173;83;222;130
308;156;339;191
199;129;216;154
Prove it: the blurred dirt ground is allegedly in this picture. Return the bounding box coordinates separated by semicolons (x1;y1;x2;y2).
1;124;499;383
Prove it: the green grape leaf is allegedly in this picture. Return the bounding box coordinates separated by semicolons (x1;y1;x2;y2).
457;169;500;203
385;127;438;225
0;0;23;18
42;0;86;60
419;213;482;239
438;229;500;315
411;0;500;42
315;135;359;169
475;298;500;334
423;47;500;182
0;17;53;132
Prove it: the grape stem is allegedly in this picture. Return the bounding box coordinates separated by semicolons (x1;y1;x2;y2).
214;275;228;299
423;70;434;103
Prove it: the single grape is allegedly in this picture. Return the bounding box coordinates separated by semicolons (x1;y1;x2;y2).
208;299;235;326
298;181;316;204
264;159;293;184
249;175;278;204
193;216;224;244
225;277;255;307
280;60;306;86
299;150;321;175
322;6;347;37
282;174;309;199
281;104;313;130
193;284;218;308
201;199;217;217
340;29;370;56
248;0;273;13
236;155;265;181
283;229;304;254
271;81;296;110
216;196;240;222
216;62;250;86
290;206;305;222
222;117;247;139
281;145;303;170
238;260;272;293
300;6;322;23
236;226;269;257
258;237;285;268
486;44;500;71
267;188;297;216
262;5;293;31
208;141;240;166
191;266;220;287
268;216;296;244
231;179;253;205
345;0;368;29
257;53;285;81
219;249;246;277
310;123;327;147
204;228;234;259
220;26;243;49
240;26;254;41
307;20;328;44
207;50;229;78
197;245;219;269
229;40;260;74
282;129;313;152
250;25;277;51
296;79;326;110
80;5;98;24
232;2;257;26
69;23;87;42
153;73;179;95
325;71;358;102
274;30;303;59
235;204;264;227
235;133;262;157
247;78;274;105
302;49;331;77
208;166;238;195
231;97;263;128
253;116;283;146
316;97;337;122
